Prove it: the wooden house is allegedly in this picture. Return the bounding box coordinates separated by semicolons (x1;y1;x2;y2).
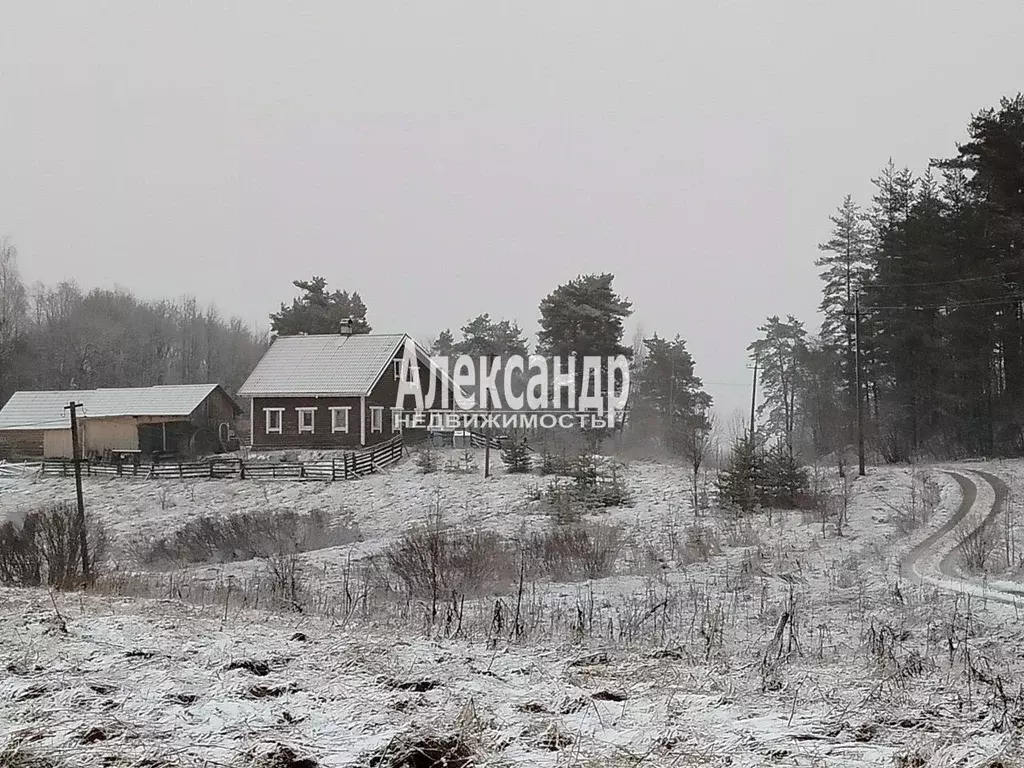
236;331;459;450
0;384;241;460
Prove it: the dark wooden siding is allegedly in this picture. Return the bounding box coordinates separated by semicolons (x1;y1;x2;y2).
189;387;243;454
0;429;45;459
251;396;365;449
189;387;239;429
367;356;455;440
249;353;456;451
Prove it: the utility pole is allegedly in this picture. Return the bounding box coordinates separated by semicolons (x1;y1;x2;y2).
64;401;91;584
484;384;492;479
669;356;676;433
748;354;758;444
854;293;866;477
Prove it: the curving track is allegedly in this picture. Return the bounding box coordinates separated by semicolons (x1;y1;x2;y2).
899;467;1020;606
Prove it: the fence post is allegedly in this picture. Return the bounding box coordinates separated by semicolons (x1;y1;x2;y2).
331;458;336;482
300;463;306;479
210;461;214;479
240;460;245;480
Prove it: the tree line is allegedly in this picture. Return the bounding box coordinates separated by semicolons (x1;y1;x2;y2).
744;94;1024;464
275;271;715;462
0;250;716;469
0;238;269;403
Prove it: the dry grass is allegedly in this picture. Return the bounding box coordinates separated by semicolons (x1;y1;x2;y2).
384;505;624;601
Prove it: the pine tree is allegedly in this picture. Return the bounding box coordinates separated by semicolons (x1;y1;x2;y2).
716;434;762;512
630;333;712;455
748;316;807;454
761;440;810;508
431;329;455;356
269;277;371;336
452;314;528;359
816;195;870;428
500;433;533;473
537;273;633;411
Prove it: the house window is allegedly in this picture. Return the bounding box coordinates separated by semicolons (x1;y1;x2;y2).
391;408;403;432
330;406;350;433
264;408;284;434
394;358;418;387
370;406;383;433
297;407;316;434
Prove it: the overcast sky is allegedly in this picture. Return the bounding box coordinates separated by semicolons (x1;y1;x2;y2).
2;2;1022;420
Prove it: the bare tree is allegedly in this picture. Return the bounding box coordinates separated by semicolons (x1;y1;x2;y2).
630;323;647;372
684;409;717;512
0;238;28;401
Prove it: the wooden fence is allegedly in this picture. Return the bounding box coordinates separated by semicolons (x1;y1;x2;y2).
40;435;405;482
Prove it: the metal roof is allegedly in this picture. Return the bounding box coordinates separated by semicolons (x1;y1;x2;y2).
0;384;229;431
237;333;411;397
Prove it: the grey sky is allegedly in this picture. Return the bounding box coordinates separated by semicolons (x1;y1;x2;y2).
2;2;1022;421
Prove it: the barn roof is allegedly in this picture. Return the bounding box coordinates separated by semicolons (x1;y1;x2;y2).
0;384;235;431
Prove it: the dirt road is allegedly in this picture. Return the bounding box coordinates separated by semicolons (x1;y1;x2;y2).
900;467;1019;606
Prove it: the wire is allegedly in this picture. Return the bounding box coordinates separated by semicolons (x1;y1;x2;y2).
865;269;1024;290
854;293;1024;311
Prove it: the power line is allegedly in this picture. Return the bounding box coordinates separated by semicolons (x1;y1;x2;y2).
867;269;1024;290
861;293;1024;311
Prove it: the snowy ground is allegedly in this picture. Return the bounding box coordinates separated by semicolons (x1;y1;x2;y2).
2;451;1024;766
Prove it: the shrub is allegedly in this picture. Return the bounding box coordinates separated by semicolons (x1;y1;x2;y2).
501;435;533;473
542;459;631;513
139;508;358;566
716;437;809;511
670;523;722;566
416;443;438;474
261;554;305;613
384;511;625;598
443;449;476;474
0;502;106;590
543;480;583;524
529;522;623;581
958;525;998;573
385;512;519;601
0;517;41;586
523;481;543;502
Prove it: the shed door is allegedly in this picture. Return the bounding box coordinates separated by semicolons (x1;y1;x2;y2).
43;429;75;459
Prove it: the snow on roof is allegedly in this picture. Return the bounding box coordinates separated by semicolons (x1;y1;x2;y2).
0;384;228;431
237;333;410;397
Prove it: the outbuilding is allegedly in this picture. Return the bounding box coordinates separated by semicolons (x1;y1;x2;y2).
0;384;241;460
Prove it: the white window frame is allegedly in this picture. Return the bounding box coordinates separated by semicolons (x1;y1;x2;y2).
330;406;350;433
264;408;284;435
394;358;419;387
296;407;316;434
370;406;383;433
391;407;403;433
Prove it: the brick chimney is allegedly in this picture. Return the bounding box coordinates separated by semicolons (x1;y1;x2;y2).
339;317;354;335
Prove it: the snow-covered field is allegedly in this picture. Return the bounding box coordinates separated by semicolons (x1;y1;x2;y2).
2;452;1024;766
